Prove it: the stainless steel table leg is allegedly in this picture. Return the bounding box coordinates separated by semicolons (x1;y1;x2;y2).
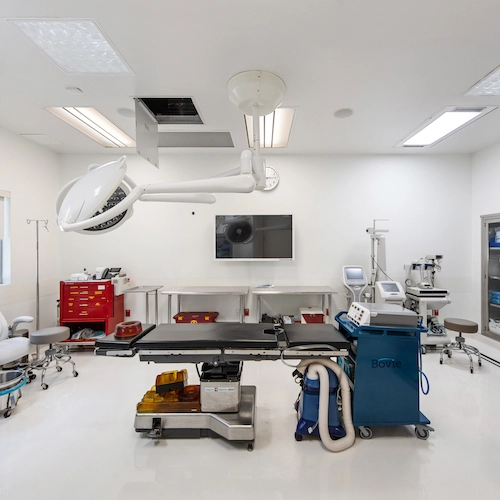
167;294;172;324
240;295;245;323
145;294;150;324
155;290;159;325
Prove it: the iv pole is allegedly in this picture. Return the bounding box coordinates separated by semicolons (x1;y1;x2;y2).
27;219;49;331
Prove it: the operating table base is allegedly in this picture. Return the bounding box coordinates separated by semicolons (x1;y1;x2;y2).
134;386;256;451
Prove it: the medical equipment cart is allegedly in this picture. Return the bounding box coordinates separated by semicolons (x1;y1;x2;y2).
335;312;432;440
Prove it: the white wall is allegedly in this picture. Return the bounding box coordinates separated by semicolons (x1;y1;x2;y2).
59;152;472;324
0;127;61;329
471;140;500;331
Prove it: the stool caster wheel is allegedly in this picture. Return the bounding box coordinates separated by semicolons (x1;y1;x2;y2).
439;359;443;364
73;371;79;377
4;410;12;418
294;433;303;442
56;366;62;372
42;383;48;390
470;367;474;374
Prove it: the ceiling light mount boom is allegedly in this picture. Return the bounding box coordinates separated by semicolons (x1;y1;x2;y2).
56;70;286;233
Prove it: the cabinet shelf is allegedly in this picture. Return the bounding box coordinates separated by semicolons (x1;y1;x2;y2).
490;303;500;309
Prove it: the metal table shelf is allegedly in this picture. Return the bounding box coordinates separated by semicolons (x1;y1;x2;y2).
124;286;162;324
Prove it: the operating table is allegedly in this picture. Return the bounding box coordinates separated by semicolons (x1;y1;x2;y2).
95;322;350;450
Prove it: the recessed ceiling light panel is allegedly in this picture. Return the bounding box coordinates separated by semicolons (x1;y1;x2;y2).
45;107;135;148
395;106;497;148
465;66;500;96
244;108;295;148
7;18;134;75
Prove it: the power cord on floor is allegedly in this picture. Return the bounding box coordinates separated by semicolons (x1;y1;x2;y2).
479;351;500;368
418;336;430;395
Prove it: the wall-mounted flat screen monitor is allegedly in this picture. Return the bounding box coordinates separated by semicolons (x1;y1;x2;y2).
215;215;293;261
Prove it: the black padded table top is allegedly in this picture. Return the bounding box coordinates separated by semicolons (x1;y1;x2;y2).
284;323;350;350
95;324;156;349
136;323;280;349
95;322;350;353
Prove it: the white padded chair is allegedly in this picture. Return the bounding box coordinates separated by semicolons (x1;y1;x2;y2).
0;312;33;417
0;312;32;369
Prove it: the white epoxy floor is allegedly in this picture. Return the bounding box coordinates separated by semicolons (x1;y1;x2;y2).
1;333;500;500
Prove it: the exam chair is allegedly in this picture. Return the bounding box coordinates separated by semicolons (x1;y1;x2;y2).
0;312;34;416
0;311;32;369
440;318;482;373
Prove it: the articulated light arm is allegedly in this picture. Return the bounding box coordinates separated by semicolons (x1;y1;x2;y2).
57;151;257;232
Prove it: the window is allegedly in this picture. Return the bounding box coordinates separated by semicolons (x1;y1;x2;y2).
0;191;11;285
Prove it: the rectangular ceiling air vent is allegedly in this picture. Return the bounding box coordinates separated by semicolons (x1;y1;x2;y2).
138;97;203;124
158;132;233;148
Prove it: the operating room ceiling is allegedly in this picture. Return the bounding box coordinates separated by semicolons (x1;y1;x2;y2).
2;0;500;157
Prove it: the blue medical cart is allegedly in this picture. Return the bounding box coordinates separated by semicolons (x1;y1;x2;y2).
335;312;433;440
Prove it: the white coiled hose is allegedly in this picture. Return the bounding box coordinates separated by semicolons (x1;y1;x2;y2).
296;359;355;452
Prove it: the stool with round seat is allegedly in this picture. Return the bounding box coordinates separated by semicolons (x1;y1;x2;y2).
440;318;481;373
29;326;78;390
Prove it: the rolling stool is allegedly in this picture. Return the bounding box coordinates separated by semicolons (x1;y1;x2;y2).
440;318;482;373
29;326;78;390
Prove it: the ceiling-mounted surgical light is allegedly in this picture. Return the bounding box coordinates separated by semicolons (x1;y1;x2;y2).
395;106;497;148
45;107;136;148
56;71;285;233
244;108;295;148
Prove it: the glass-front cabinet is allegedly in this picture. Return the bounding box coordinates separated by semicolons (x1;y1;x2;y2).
482;213;500;340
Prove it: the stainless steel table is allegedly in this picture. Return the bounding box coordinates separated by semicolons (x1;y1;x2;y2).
124;286;162;324
252;286;337;324
161;286;249;323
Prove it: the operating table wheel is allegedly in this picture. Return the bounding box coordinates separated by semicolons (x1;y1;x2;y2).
247;443;254;451
415;427;430;440
359;427;372;439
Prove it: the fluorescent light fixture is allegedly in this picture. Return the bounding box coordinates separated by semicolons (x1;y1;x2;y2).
45;107;136;148
465;66;500;96
7;18;134;75
396;106;497;148
244;108;295;148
